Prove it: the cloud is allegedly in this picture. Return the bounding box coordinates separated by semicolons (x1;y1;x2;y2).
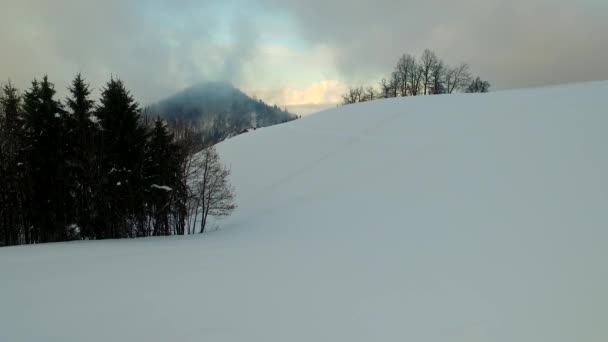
0;0;259;104
239;43;346;114
251;80;347;106
282;80;346;105
258;0;608;89
240;43;341;89
1;0;607;113
248;80;347;116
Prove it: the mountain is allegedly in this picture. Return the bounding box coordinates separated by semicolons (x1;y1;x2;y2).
2;81;608;341
146;82;296;139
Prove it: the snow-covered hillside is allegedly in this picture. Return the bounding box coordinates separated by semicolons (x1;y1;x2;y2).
2;82;608;342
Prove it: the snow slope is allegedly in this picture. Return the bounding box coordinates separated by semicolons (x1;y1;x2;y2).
2;82;608;342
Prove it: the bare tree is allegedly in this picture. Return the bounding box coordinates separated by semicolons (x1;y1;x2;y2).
408;60;423;96
356;86;364;102
445;63;471;94
395;54;416;96
339;49;489;106
379;78;391;98
342;86;364;104
364;86;377;102
188;146;236;233
390;72;400;97
430;59;446;94
420;49;439;95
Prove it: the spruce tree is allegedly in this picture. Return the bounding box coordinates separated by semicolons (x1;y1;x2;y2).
0;82;24;245
96;78;148;238
145;118;180;236
21;76;68;243
64;74;98;239
1;82;21;133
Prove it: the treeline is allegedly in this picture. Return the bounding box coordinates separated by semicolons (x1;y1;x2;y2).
343;49;491;104
0;75;236;247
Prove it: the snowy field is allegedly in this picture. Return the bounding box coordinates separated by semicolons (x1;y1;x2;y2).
2;81;608;341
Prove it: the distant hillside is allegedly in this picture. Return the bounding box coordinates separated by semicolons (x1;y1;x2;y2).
146;82;296;141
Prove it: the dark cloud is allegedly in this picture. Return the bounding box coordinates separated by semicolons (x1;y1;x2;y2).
259;0;608;89
0;0;257;103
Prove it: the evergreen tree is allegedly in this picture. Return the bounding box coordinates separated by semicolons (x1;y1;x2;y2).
1;74;238;245
145;118;180;236
21;76;69;243
466;77;491;93
64;74;98;239
0;82;24;245
1;82;21;132
96;78;148;238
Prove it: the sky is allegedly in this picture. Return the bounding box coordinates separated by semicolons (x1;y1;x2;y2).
1;0;607;115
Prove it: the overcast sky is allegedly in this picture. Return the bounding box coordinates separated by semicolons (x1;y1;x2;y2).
1;0;607;114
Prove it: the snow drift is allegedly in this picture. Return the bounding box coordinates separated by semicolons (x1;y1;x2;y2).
2;81;608;342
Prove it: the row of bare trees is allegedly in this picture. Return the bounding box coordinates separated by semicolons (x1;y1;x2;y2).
343;49;490;104
0;76;236;246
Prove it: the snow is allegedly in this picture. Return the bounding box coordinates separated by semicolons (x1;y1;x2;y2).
151;184;172;191
2;81;608;342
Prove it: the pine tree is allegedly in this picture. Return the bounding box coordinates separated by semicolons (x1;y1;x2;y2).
145;118;180;236
21;76;69;243
466;77;491;93
1;82;21;133
3;75;240;244
64;74;98;239
96;78;148;238
0;82;24;245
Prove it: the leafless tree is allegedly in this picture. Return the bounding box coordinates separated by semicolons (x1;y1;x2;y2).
342;88;354;104
390;72;400;97
408;61;423;96
395;54;416;96
364;86;377;101
379;78;391;98
430;59;446;94
339;49;489;107
187;146;236;233
342;86;364;104
170;123;198;235
420;49;439;95
445;63;471;94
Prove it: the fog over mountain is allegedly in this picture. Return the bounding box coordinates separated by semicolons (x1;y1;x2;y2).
146;82;297;141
